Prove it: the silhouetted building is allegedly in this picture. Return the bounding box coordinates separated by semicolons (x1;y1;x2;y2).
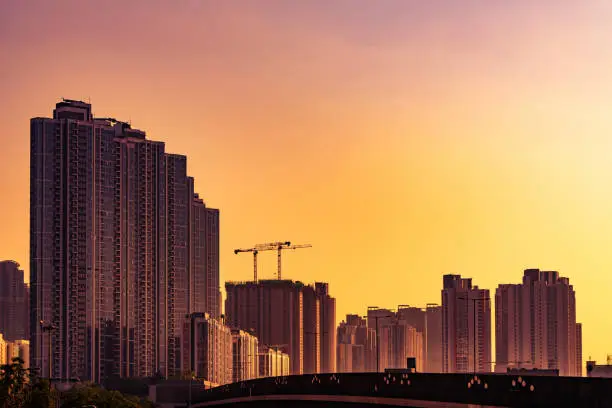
30;100;220;382
587;358;612;378
337;315;376;373
442;274;491;373
0;261;28;341
397;306;426;372
302;285;320;374
426;304;443;373
182;313;232;385
367;308;423;372
315;283;336;373
258;346;290;377
576;323;582;377
495;269;581;376
231;329;259;382
381;318;422;371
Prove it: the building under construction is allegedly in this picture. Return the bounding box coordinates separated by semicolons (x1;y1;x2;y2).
225;280;336;376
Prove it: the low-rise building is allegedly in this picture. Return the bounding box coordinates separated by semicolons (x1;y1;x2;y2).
231;329;259;382
182;313;232;385
5;339;29;368
0;333;6;365
258;346;290;377
586;359;612;378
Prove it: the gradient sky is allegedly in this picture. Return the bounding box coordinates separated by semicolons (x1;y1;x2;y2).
3;0;612;363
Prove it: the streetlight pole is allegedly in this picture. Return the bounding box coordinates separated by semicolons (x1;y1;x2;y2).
457;296;490;374
39;320;57;379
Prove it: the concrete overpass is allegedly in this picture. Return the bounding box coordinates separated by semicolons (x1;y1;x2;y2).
149;372;612;407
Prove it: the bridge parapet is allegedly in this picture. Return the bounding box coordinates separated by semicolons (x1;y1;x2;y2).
154;372;612;407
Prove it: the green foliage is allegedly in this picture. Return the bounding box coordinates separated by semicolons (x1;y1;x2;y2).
60;384;146;408
0;358;156;408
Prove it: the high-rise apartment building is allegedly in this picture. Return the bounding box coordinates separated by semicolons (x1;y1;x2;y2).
204;208;220;319
302;285;320;374
367;308;423;372
381;319;422;371
0;261;28;341
30;100;220;382
336;315;376;373
316;283;336;373
495;269;581;376
397;306;426;371
231;329;259;382
315;283;336;373
190;196;221;319
576;323;582;377
426;304;443;373
182;313;232;385
442;274;491;373
367;308;394;371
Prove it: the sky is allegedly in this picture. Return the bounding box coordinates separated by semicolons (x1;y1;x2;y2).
2;0;612;362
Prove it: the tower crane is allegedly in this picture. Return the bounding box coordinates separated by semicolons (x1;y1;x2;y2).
234;241;290;282
276;244;312;280
234;241;312;281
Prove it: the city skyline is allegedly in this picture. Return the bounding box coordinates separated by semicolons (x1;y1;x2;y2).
4;0;612;363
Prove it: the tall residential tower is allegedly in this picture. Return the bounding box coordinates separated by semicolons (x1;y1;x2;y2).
495;269;581;376
0;261;28;341
30;100;220;382
442;274;491;373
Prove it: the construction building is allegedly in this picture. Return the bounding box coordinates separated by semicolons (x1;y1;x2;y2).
225;279;336;376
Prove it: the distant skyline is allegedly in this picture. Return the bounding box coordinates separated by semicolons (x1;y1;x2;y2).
3;1;612;362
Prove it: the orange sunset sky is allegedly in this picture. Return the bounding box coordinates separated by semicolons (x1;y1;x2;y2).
2;1;612;362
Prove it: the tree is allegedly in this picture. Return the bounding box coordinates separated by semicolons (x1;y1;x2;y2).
59;384;155;408
0;357;53;408
0;359;155;408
